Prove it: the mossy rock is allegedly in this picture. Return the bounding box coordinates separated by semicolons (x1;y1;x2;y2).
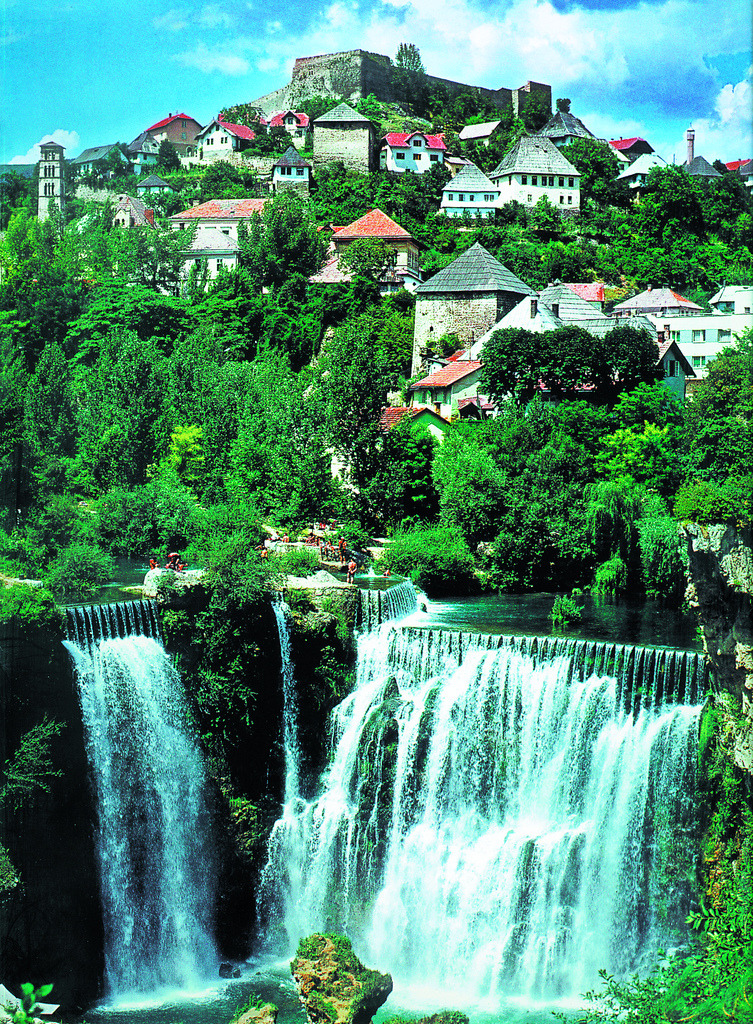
291;933;393;1024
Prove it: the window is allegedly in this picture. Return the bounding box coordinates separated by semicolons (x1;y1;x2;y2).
527;194;532;202
458;193;465;201
692;355;706;367
718;329;731;342
746;307;751;314
558;177;564;186
692;330;706;343
468;194;475;201
559;195;564;204
548;175;554;186
296;167;304;176
521;174;528;185
413;138;422;147
568;195;572;204
568;177;574;187
531;175;537;186
667;359;678;377
430;154;438;161
182;132;187;140
414;153;422;160
396;152;405;160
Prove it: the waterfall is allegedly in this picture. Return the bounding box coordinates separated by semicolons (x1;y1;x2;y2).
273;599;299;802
64;602;218;999
261;621;704;1003
358;580;419;632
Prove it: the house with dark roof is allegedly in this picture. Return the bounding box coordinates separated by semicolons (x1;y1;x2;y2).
196;119;256;161
440;163;499;219
380;131;446;174
412;241;534;373
735;159;753;192
146;113;203;156
536;110;595;149
313;103;377;173
136;174;174;195
272;147;312;192
71;145;128;176
682;129;721;180
127;131;160;175
490;136;581;211
609;137;654;163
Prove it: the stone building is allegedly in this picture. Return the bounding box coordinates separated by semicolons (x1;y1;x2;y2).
248;48;551;118
313;103;376;173
37;140;65;220
411;242;534;374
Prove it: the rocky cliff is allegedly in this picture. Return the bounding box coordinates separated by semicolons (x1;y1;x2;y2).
682;521;753;773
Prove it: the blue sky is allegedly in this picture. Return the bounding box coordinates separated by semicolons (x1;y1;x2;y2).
1;0;751;166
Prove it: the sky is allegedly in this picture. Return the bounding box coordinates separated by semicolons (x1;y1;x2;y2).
1;0;751;167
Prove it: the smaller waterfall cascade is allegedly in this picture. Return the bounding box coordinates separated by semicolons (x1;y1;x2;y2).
273;599;300;802
64;602;218;999
262;618;705;1003
359;579;419;632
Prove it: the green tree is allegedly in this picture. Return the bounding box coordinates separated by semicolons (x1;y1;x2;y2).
158;139;181;172
560;137;630;208
556;97;571;113
636;164;705;241
394;43;425;72
338;237;396;282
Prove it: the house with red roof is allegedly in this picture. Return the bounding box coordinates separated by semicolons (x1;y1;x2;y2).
262;111;310;148
146;113;203;156
196;119;256;161
330;208;422;290
609;137;654;163
380;131;446;174
409;358;486;419
170;197;267;241
379;405;450;439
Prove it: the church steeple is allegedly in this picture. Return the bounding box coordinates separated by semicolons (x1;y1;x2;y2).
37;141;66;220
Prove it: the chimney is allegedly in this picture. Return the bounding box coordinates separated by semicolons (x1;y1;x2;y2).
145;209;155;227
686;128;695;165
530;297;538;318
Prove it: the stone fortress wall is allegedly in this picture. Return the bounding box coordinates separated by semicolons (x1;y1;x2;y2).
250;49;551;118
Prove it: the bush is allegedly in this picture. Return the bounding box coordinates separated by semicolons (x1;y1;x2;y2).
638;495;685;602
272;546;320;578
551;593;584;626
674;476;752;527
381;526;475;596
0;584;62;633
593;554;628;595
97;473;201;557
45;542;115;599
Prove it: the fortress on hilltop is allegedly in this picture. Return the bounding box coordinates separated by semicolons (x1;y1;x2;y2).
249;49;551;117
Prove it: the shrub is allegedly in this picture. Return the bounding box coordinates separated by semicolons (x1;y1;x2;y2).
551;593;583;626
45;543;115;599
674;476;752;527
637;495;685;602
0;583;63;633
271;546;320;578
97;473;200;558
381;526;475;596
593;554;628;596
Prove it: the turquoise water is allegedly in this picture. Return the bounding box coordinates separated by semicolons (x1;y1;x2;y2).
82;959;577;1024
405;592;701;650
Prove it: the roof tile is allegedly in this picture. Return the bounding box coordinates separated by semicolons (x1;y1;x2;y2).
333;208;412;240
171;198;267;219
416;242;534;297
411;360;482;389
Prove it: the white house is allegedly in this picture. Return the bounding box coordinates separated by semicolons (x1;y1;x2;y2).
127;131;160;175
458;121;503;147
617;152;667;193
613;287;703;319
410;358;485;419
112;194;154;229
441;163;499;219
536;110;595;149
170;197;268;242
196;119;256;161
709;285;753;315
182;228;239;281
272;146;311;191
490;136;581;211
380;131;446;174
136;174;174;196
648;311;753;377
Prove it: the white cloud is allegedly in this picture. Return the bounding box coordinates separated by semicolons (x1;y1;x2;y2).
174;42;250;75
197;4;234;28
673;76;753;163
153;9;188;31
11;129;80;164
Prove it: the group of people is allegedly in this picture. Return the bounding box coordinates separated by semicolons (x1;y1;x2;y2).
149;552;186;572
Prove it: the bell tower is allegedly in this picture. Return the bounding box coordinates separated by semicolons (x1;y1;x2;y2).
37;141;66;220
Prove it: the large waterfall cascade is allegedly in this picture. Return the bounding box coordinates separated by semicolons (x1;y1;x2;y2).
262;582;705;1004
64;601;218;1000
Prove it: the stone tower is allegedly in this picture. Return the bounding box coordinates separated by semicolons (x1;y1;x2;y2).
37;140;66;220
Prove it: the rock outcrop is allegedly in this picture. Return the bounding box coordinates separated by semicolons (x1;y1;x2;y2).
142;567;206;607
290;933;392;1024
682;521;753;773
